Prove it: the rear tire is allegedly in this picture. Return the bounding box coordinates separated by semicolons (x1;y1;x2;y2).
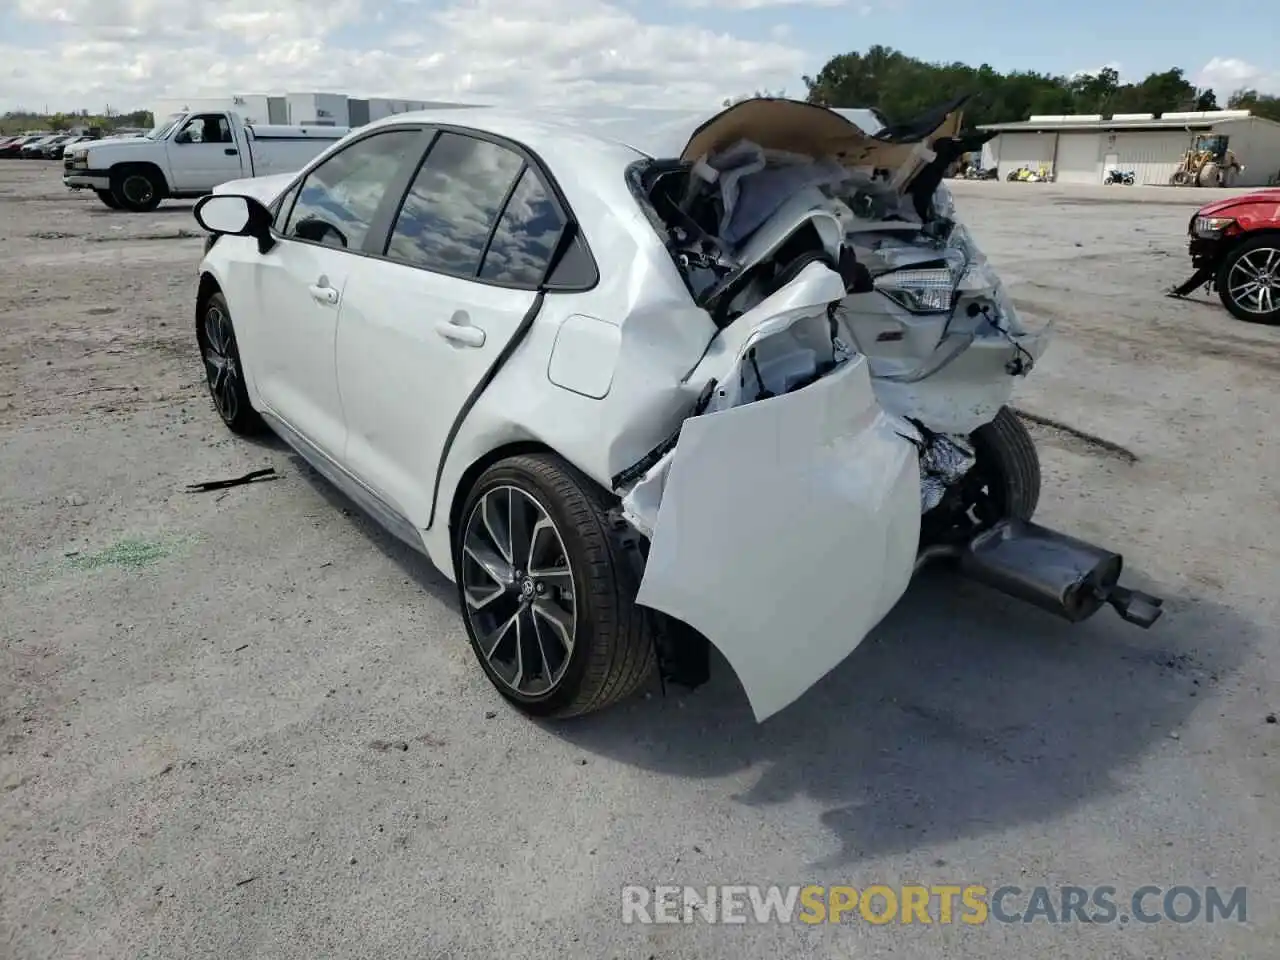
95;189;120;209
110;167;162;212
1216;235;1280;325
454;453;655;719
970;406;1041;520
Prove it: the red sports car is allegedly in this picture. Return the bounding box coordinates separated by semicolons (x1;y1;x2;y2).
1169;188;1280;324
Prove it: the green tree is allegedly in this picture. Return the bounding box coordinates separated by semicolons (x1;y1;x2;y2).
802;48;1236;128
1228;88;1280;122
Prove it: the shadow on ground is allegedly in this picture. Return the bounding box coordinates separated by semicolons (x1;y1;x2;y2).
275;435;1252;870
285;447;459;611
553;569;1250;868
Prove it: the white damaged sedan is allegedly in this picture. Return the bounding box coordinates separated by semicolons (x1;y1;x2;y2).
191;97;1163;723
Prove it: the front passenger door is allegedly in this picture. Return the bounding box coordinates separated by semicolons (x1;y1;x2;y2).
244;128;424;461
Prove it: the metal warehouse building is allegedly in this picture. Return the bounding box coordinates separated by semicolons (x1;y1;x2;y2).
149;93;477;130
979;110;1280;187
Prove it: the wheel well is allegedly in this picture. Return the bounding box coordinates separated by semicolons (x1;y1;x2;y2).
111;161;169;197
447;440;560;540
1236;228;1280;243
195;273;221;337
1220;228;1280;263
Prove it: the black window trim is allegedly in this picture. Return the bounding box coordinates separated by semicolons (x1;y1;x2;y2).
471;160;527;281
261;121;600;294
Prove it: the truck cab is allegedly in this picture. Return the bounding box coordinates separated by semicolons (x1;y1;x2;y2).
63;110;349;212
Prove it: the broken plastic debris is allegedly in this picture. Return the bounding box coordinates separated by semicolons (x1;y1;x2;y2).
185;467;278;492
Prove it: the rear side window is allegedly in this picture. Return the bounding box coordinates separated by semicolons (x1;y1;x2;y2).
284;130;420;251
478;168;566;286
385;132;524;277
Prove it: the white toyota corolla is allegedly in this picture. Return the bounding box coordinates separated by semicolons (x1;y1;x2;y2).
191;97;1163;723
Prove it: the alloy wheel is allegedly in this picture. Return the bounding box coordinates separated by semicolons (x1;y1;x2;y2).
201;303;240;424
460;485;577;697
1227;246;1280;316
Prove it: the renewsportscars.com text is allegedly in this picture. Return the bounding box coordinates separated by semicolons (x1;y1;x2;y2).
620;884;1248;925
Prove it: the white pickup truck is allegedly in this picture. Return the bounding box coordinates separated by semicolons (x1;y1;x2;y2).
62;110;349;212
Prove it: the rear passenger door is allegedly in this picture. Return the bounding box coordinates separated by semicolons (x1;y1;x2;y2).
334;129;576;532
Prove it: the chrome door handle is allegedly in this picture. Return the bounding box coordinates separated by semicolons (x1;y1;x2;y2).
308;283;339;305
435;318;485;347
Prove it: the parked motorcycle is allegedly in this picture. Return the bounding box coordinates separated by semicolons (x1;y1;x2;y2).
1006;165;1053;183
1104;169;1136;185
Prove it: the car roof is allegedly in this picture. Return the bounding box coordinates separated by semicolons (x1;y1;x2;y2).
358;103;886;161
359;107;663;232
361;106;662;160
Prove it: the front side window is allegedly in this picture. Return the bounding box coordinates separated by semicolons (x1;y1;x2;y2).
284;130;420;251
180;115;231;144
385;132;524;277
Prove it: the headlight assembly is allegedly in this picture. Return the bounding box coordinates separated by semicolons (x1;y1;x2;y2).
1193;216;1234;237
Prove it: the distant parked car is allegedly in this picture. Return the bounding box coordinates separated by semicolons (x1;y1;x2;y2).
1169;188;1280;324
0;135;44;159
20;135;65;158
45;135;92;160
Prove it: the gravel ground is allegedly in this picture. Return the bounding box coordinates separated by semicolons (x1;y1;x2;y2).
1;161;1277;959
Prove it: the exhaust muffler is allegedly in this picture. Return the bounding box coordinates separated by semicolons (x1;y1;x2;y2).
924;518;1164;628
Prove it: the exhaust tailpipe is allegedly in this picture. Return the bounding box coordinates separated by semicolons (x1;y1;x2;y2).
942;518;1164;628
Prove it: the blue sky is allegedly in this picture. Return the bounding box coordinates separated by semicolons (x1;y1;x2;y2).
1;0;1277;114
780;0;1275;86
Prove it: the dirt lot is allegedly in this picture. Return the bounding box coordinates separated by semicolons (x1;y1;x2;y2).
1;160;1278;959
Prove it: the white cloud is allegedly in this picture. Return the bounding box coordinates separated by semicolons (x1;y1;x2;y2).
1196;57;1280;96
1;0;810;112
1068;62;1124;81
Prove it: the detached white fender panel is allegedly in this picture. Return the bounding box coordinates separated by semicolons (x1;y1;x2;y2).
635;353;922;722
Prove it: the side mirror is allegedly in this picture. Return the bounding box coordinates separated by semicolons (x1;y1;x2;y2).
193;194;276;254
174;130;192;144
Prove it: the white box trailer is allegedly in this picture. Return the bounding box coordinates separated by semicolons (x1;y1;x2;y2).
62;109;348;212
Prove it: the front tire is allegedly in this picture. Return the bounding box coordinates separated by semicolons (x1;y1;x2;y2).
95;189;120;209
1216;235;1280;325
970;406;1041;520
110;168;162;212
454;453;655;718
196;292;263;434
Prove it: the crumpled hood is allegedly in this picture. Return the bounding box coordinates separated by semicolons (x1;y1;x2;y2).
1197;188;1280;218
213;172;296;206
677;96;967;170
561;97;961;170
